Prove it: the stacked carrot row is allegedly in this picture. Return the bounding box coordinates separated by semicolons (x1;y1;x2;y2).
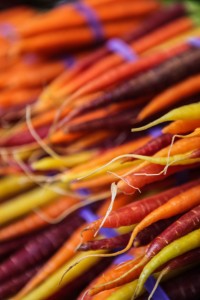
0;0;199;299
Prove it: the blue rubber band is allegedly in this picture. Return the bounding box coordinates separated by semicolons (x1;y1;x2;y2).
62;55;76;68
80;208;117;238
107;38;138;62
145;276;170;300
148;126;163;138
0;23;18;43
73;3;104;41
188;37;200;48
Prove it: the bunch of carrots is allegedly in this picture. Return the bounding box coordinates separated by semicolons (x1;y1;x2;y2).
0;0;200;299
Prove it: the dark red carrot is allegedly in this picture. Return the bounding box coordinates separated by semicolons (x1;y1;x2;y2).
0;265;40;299
79;216;178;251
65;108;141;133
145;204;200;260
65;48;200;121
123;133;173;163
0;235;35;258
0;214;83;283
138;267;200;300
162;247;200;273
90;179;200;229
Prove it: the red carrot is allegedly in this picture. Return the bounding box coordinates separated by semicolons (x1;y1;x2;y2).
81;179;200;248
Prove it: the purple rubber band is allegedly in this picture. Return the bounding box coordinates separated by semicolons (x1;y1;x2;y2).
114;253;133;265
148;126;163;138
0;23;18;42
62;55;76;68
80;208;117;238
73;3;104;41
145;276;170;300
107;38;138;62
188;37;200;48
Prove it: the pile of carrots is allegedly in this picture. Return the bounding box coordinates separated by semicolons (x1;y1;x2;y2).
0;0;200;299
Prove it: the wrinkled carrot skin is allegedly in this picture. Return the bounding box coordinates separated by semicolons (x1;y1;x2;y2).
138;74;200;120
0;196;80;241
163;120;200;134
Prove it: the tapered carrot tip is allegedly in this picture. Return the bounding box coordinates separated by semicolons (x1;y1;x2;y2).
81;221;100;243
117;178;137;195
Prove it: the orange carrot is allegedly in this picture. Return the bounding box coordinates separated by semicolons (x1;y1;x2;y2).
11;20;141;56
163;120;200;135
118;185;200;258
0;196;79;241
138;74;200;120
62;17;193;96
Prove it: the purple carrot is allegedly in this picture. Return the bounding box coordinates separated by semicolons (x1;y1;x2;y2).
0;264;40;299
79;216;178;251
66;47;200;120
94;178;200;228
0;234;36;258
138;266;200;300
145;204;200;260
161;247;200;273
0;214;83;283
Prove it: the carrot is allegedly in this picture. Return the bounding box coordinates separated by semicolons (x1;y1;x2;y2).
67;48;200;119
138;74;200;121
73;43;188;98
123;133;173;163
0;265;40;299
149;247;200;299
0;175;34;201
114;184;200;266
12;20;141;56
79;217;176;251
15;194;130;298
144;204;200;262
89;256;144;296
151;266;200;300
163;119;200;134
134;229;200;297
0;196;80;240
62;16;193;97
0;182;70;225
19;250;103;300
62;135;150;179
39;3;186;108
132;102;200;133
85;179;200;231
0;214;83;284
